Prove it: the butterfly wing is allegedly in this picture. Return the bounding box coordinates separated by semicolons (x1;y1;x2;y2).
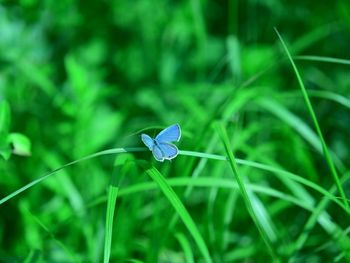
141;134;154;151
157;142;179;160
155;124;181;143
152;145;165;162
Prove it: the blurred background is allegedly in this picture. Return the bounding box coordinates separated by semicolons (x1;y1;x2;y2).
1;0;350;262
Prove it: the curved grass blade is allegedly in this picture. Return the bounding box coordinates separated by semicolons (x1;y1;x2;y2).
179;151;349;214
91;176;350;228
215;122;277;260
0;147;144;205
274;28;348;209
2;146;347;213
1;148;348;214
281;90;350;110
258;98;346;175
307;90;350;110
175;233;194;263
145;166;212;263
258;98;322;152
290;172;350;262
295;55;350;66
61;175;350;260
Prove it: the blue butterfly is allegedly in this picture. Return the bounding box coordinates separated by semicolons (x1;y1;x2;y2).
141;124;181;162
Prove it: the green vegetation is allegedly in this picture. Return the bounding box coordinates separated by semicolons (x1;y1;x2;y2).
1;1;350;262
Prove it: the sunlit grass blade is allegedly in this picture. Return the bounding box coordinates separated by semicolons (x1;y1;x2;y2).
179;150;227;161
294;55;350;65
258;98;322;152
215;122;277;260
274;28;348;209
104;184;119;263
175;232;194;263
145;166;212;263
247;190;277;242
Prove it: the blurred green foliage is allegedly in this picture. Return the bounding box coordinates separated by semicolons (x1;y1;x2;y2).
1;0;350;262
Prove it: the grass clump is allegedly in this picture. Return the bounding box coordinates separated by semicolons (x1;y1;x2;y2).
1;1;350;262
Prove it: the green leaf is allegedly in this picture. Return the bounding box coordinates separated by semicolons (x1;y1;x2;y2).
9;133;31;156
0;144;12;161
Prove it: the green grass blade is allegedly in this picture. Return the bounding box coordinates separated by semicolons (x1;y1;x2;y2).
238;159;349;214
274;28;348;209
282;90;350;110
145;166;212;263
2;146;347;214
291;172;350;261
104;184;119;263
258;98;322;152
215;122;277;260
307;90;350;110
92;176;349;234
0;147;144;205
67;175;350;259
247;190;277;242
179;150;227;161
175;233;194;263
224;246;257;262
180;150;348;213
294;55;350;65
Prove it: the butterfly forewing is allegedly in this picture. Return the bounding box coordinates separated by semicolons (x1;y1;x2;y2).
141;134;154;151
155;124;181;143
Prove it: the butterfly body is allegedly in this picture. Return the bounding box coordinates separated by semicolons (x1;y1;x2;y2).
141;124;181;162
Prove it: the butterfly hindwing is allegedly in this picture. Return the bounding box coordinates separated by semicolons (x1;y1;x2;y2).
155;124;181;143
157;142;178;160
152;145;165;162
141;134;154;151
